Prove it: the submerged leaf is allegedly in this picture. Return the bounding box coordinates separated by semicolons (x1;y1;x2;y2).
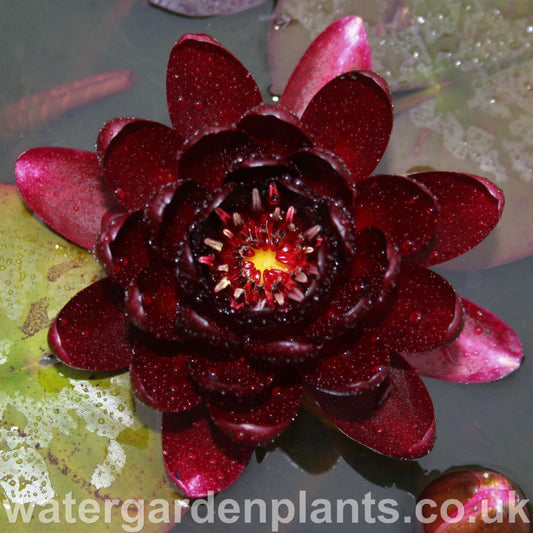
0;184;183;532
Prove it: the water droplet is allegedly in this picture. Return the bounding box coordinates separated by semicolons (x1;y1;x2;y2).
409;310;424;324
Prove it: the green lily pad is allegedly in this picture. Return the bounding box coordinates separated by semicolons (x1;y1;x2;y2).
0;184;184;531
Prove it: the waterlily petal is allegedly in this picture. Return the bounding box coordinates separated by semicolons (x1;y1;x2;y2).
303;331;390;396
354;175;439;262
188;354;274;397
208;382;303;445
131;334;201;412
95;210;151;287
377;263;464;353
96;117;138;159
279;15;372;117
162;410;254;498
48;278;133;371
315;353;435;459
104;120;183;210
301;70;392;183
403;297;523;383
167;34;262;137
177;126;258;191
408;171;505;266
15;147;116;250
238;104;312;157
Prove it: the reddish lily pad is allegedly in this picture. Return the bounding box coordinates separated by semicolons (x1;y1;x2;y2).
0;184;183;531
269;0;533;268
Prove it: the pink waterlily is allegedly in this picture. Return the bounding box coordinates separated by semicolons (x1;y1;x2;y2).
15;16;522;498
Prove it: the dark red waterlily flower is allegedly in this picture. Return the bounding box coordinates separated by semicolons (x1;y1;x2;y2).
15;16;522;498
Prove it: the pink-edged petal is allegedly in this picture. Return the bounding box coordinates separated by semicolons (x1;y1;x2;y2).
177;126;258;191
48;278;133;371
95;210;151;287
96;117;138;159
303;331;390;396
125;263;181;340
208;382;303;445
408;171;505;266
314;353;435;459
150;0;267;17
188;354;274;397
144;180;207;262
377;263;464;353
238;104;312;157
403;297;523;383
167;34;262;136
103;120;183;210
289;147;355;203
353;175;438;261
301;70;393;183
130;333;201;412
162;410;254;498
15;147;117;250
280;16;372;117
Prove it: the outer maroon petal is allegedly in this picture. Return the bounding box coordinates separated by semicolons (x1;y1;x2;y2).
125;263;181;340
238;104;312;157
48;278;133;371
208;382;303;445
130;334;201;412
354;175;439;261
408;171;505;266
103;120;183;210
280;16;372;118
303;331;390;396
167;34;262;137
96;117;138;159
313;353;435;459
15;147;117;250
188;354;274;397
95;210;151;287
177;126;258;191
377;263;464;353
162;410;254;498
403;297;523;383
301;71;392;183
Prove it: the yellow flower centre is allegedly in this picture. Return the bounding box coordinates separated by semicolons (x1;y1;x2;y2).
249;247;289;284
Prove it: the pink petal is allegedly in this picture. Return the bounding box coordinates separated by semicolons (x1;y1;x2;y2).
188;354;274;397
162;410;254;498
15;147;117;250
103;120;183;211
177;126;258;192
354;175;439;262
95;210;151;287
377;263;464;353
408;171;505;266
280;16;372;117
149;0;267;17
166;34;262;137
48;278;133;371
130;334;201;412
208;382;303;445
314;353;436;459
301;70;392;183
403;297;523;383
303;331;390;395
